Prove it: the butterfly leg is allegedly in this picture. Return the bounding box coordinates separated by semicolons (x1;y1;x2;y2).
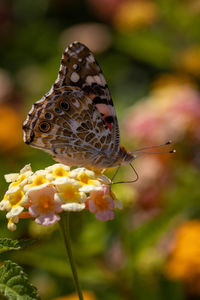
110;165;121;185
112;163;139;185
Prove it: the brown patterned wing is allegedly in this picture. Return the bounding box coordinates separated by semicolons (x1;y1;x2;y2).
23;86;119;169
52;41;120;155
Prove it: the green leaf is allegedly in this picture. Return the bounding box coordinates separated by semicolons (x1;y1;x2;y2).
0;260;40;300
0;239;35;254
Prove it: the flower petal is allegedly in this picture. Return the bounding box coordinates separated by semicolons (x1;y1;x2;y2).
61;202;85;211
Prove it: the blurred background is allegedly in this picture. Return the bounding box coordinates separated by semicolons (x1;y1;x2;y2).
0;0;200;299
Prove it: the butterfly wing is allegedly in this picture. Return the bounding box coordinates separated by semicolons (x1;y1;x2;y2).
23;42;120;168
53;41;120;155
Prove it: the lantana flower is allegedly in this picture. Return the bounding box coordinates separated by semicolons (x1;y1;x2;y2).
45;164;70;181
0;163;122;231
6;164;33;190
86;185;123;221
1;186;27;231
27;185;62;226
24;170;49;192
55;178;86;211
70;168;102;192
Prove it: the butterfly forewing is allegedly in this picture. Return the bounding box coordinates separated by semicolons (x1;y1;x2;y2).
54;42;120;151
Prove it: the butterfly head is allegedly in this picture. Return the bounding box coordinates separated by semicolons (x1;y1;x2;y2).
117;147;137;165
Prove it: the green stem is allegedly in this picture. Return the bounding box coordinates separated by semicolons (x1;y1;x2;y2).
59;212;84;300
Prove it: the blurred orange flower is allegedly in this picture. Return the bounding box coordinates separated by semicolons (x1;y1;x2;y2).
177;45;200;76
0;104;23;152
113;0;158;31
53;291;97;300
165;220;200;294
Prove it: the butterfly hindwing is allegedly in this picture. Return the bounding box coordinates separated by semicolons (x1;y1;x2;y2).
23;86;116;167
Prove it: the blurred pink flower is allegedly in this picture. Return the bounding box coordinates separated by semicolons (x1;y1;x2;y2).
59;23;111;53
122;77;200;211
123;82;200;144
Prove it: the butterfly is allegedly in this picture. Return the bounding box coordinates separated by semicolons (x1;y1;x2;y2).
23;41;137;175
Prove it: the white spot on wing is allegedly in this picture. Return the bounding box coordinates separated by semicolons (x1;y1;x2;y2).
35;97;45;104
87;54;95;63
23;131;27;142
96;104;115;117
96;103;110;116
44;85;54;98
94;75;102;85
86;75;94;85
70;72;80;83
28;105;35;114
73;64;78;70
99;73;106;85
86;74;107;86
23;116;29;126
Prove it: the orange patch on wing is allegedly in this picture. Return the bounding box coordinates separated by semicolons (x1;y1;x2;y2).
89;94;96;100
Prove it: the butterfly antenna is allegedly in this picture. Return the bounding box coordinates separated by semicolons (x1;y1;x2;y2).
132;140;172;152
133;149;176;156
132;141;176;156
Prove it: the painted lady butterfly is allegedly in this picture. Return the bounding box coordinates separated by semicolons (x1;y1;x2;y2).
23;41;136;172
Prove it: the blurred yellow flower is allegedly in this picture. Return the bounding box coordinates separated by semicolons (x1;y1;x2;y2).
165;220;200;293
113;0;158;31
53;290;97;300
151;74;196;91
0;104;23;152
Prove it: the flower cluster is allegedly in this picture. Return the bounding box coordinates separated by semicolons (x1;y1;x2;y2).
0;164;122;231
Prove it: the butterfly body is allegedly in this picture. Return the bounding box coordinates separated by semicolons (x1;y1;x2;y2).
23;42;135;171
